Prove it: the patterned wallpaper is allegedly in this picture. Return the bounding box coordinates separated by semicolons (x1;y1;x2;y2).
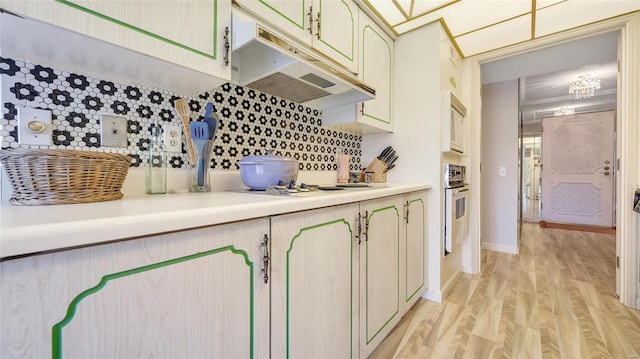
0;56;362;171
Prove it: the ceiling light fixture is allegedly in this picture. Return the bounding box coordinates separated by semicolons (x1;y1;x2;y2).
554;107;575;116
569;74;600;99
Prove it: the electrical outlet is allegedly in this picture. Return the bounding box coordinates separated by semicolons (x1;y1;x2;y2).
100;114;128;148
163;124;182;153
18;107;52;145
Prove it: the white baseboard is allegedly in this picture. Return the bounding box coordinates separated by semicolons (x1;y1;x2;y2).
462;264;473;273
422;289;442;303
482;242;519;254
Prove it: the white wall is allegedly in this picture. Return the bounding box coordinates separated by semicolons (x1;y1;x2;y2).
363;22;446;301
480;80;519;254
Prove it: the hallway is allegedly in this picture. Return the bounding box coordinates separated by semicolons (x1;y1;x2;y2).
371;223;640;358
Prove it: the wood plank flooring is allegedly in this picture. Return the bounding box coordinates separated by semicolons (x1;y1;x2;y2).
370;223;640;358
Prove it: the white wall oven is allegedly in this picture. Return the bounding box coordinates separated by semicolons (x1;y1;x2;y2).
444;164;469;256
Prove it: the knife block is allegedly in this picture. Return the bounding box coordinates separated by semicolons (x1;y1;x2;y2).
364;158;387;182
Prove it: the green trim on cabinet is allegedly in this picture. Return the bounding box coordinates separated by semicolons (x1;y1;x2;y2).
55;0;218;59
51;246;254;359
285;218;354;359
258;0;307;30
317;0;355;62
361;24;392;125
405;198;426;302
365;205;400;344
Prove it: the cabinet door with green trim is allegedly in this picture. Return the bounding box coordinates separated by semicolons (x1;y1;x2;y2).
403;191;428;313
235;0;358;73
270;203;360;358
359;195;403;358
359;12;394;132
0;0;231;80
0;218;270;358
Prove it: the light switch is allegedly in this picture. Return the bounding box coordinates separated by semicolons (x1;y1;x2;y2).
18;107;52;145
499;166;506;177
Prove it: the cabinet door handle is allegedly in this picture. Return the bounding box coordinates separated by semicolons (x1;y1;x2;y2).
355;213;362;245
261;234;270;284
405;201;410;224
316;12;321;39
360;102;364;115
223;26;230;66
307;5;313;35
364;210;369;242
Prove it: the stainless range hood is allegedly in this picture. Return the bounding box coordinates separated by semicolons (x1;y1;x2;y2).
231;9;375;110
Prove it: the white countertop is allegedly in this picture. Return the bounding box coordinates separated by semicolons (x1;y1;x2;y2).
0;183;430;259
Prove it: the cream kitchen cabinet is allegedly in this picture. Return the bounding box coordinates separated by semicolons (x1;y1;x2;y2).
440;31;463;99
0;0;231;93
234;0;359;74
270;203;361;358
403;191;428;313
0;219;270;358
359;195;402;357
322;12;394;134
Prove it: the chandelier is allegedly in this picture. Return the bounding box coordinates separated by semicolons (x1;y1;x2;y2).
554;107;575;116
569;74;600;99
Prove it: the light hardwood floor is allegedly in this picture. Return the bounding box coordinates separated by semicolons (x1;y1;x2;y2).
370;223;640;358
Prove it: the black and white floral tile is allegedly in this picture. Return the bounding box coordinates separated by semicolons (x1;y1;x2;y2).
0;56;361;171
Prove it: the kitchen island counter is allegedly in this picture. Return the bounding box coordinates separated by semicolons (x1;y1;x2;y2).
0;183;430;259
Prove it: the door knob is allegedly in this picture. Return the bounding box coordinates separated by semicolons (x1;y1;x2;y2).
604;166;610;170
604;171;610;176
604;160;610;164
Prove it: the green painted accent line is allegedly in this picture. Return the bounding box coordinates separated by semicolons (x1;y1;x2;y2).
317;0;355;62
365;205;400;344
55;0;218;59
258;0;307;30
52;246;253;359
285;218;354;359
361;25;392;125
406;198;426;302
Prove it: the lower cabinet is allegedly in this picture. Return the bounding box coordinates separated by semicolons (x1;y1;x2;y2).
0;218;270;358
359;196;402;357
0;191;427;358
270;203;361;358
271;190;428;359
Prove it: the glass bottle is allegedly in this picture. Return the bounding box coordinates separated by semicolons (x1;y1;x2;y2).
147;123;167;194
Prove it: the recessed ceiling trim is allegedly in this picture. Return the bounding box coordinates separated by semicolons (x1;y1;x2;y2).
531;0;537;39
390;0;460;28
390;0;410;20
454;12;530;38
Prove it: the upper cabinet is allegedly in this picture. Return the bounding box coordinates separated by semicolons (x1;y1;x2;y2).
235;0;359;74
321;10;394;134
440;32;463;99
0;0;231;94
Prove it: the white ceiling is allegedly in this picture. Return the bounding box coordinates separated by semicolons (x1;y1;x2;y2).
480;30;618;126
360;0;640;58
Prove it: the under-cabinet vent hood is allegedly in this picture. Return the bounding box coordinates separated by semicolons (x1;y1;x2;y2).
231;9;375;109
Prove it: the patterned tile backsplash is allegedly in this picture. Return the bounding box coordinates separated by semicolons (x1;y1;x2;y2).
0;56;361;172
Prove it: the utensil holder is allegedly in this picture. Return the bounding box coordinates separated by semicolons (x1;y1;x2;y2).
190;139;214;192
364;158;387;183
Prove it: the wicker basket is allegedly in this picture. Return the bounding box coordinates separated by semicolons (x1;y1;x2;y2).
0;149;131;205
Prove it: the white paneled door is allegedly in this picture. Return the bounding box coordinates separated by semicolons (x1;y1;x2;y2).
540;111;615;227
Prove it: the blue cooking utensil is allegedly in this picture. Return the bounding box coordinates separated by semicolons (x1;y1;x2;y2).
203;102;218;140
204;102;213;118
190;121;209;187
